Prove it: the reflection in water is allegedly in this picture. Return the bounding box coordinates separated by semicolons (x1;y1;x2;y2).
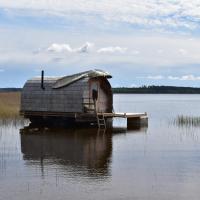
20;127;113;178
0;118;26;127
20;124;147;180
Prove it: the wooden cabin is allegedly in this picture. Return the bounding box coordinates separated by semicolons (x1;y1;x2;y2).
20;69;113;124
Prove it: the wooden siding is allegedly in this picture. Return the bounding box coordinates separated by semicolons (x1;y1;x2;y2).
21;75;113;117
21;78;89;113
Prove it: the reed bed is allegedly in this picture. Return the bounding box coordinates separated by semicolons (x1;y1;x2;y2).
0;92;21;119
174;115;200;127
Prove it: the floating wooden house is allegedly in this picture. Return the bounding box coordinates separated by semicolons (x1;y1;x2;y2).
20;69;147;128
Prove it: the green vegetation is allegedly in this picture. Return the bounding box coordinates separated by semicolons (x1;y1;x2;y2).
113;86;200;94
0;92;21;119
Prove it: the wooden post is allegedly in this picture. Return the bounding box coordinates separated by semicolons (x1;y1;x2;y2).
127;117;148;129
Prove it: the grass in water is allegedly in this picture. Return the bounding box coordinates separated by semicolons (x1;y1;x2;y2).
174;115;200;127
0;92;21;119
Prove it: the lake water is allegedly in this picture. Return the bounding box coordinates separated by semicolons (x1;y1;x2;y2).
1;94;200;200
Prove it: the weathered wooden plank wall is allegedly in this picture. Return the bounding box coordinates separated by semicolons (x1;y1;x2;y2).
21;78;89;113
21;75;113;116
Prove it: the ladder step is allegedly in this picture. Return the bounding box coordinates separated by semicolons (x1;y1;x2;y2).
98;119;104;122
96;113;106;129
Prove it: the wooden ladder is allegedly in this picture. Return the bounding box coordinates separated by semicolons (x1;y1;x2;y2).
97;113;106;129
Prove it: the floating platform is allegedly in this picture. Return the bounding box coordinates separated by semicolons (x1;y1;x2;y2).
96;112;148;129
77;112;148;128
98;112;147;118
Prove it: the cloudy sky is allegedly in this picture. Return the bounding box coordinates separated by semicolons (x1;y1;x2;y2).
1;0;200;87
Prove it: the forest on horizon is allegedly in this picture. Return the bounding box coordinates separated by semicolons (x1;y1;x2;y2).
2;86;200;94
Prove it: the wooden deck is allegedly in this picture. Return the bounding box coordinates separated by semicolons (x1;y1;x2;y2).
96;112;148;129
97;112;147;118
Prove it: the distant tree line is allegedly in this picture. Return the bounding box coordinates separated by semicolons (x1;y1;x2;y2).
112;86;200;94
0;88;22;92
1;86;200;94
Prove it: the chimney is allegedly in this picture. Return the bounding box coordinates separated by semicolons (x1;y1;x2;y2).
41;70;45;90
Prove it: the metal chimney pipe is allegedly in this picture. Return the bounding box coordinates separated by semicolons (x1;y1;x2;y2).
41;70;45;90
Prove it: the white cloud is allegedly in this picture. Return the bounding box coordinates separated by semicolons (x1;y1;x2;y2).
97;46;127;53
1;0;200;30
157;49;164;54
168;75;200;81
2;26;200;71
179;48;187;55
132;50;140;55
138;75;164;80
47;43;72;53
138;75;200;81
168;76;180;80
181;75;200;81
46;42;93;53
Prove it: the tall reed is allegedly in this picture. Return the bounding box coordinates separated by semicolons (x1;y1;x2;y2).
174;115;200;127
0;92;21;119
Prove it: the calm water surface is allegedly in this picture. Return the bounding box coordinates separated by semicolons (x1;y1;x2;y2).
1;94;200;200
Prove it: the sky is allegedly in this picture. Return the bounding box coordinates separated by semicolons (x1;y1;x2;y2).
1;0;200;87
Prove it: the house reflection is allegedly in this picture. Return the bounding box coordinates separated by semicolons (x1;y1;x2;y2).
20;124;147;179
20;127;112;178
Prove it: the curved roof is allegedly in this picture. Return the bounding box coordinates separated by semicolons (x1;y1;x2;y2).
52;69;112;89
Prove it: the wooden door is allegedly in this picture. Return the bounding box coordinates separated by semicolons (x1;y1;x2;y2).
90;81;99;112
